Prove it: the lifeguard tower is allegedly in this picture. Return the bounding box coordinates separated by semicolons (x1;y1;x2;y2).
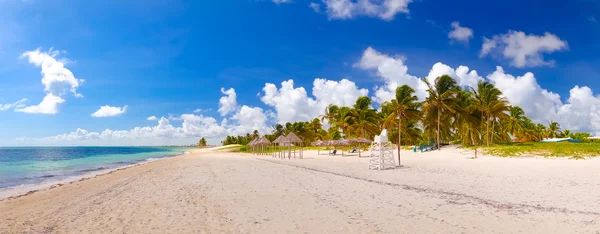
369;130;396;170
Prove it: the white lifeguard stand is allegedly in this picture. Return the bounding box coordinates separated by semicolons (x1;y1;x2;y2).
369;130;396;170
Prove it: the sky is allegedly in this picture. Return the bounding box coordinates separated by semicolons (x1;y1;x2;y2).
1;0;599;146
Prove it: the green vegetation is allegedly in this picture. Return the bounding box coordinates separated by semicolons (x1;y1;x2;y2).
198;137;207;147
213;74;595;159
466;142;600;159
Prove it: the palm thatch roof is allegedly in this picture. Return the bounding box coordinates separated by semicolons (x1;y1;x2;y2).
310;140;323;146
248;139;257;146
273;135;287;144
286;132;303;143
255;137;271;145
349;138;372;144
334;139;351;146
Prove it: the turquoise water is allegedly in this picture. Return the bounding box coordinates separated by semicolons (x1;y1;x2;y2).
0;147;192;188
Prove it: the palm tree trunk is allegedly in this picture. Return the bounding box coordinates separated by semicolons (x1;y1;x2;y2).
437;106;441;150
491;117;495;145
486;113;490;146
398;112;402;166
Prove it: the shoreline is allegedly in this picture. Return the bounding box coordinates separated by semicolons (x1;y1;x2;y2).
0;150;194;201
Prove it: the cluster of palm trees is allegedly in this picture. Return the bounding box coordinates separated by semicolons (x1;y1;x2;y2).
222;75;588;155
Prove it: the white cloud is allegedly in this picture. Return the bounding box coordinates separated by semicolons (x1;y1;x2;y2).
231;105;270;135
17;48;84;114
26;107;270;146
487;66;562;124
426;62;482;89
218;87;238;116
91;105;128;118
193;108;212;113
321;0;412;21
309;2;321;12
487;66;600;135
272;0;292;4
480;30;568;68
0;98;27;111
355;47;427;103
448;21;473;44
260;78;367;123
15;94;65;114
261;80;319;123
147;116;157;121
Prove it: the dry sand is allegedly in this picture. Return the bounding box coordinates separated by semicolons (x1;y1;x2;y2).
1;147;600;233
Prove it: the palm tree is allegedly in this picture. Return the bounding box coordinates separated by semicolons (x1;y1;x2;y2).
350;96;380;139
470;80;509;146
454;89;482;146
382;85;421;166
320;104;339;126
505;106;526;140
423;75;460;149
536;123;547;139
547;121;561;138
334;106;353;137
562;129;572;138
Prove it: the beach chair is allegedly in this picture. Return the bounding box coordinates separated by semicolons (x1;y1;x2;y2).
329;149;337;155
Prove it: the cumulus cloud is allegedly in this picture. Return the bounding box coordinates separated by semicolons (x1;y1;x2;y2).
426;62;482;89
147;116;158;121
321;0;412;21
448;21;473;44
487;67;562;124
91;105;128;117
486;66;600;135
27;106;270;146
231;105;270;135
480;30;568;68
355;47;427;102
218;87;238;116
0;98;28;111
17;48;84;114
260;78;367;123
15;94;65;114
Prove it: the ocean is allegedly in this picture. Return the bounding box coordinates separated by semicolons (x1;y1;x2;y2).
0;147;191;191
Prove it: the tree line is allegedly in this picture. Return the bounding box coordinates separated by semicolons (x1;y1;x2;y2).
219;75;590;151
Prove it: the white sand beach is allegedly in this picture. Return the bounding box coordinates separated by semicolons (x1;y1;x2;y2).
1;147;600;233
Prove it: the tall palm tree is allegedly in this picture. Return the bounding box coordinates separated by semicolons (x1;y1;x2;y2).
350;96;380;139
536;123;548;140
423;75;460;149
320;104;339;126
505;106;526;140
335;106;354;137
470;80;509;146
454;89;482;146
547;121;561;138
382;85;421;165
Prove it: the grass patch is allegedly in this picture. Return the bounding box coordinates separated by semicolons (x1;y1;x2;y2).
464;142;600;159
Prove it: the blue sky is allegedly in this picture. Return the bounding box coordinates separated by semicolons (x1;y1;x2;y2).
1;0;599;145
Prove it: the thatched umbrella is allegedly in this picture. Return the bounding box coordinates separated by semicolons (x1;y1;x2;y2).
248;139;257;154
335;139;351;156
285;132;303;159
273;135;287;159
349;138;372;157
257;137;272;155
